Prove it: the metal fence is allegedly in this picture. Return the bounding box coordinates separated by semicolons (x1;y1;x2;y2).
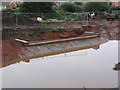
2;11;105;26
2;11;119;27
112;10;120;15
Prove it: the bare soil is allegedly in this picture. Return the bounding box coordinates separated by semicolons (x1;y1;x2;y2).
1;20;120;68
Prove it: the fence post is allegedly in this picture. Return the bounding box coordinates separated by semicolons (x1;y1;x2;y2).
65;13;66;22
98;12;99;19
16;13;17;28
41;13;43;19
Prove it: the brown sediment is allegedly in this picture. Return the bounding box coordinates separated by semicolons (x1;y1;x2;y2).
2;40;27;62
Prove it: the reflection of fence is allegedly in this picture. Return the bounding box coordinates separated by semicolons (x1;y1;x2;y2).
3;11;119;27
37;49;88;60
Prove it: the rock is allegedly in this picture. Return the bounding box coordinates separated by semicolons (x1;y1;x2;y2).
113;62;120;71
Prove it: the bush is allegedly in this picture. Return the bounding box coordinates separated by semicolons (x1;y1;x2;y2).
112;6;120;10
2;29;18;38
26;26;45;36
49;27;64;32
2;8;15;12
59;3;81;12
19;2;55;13
84;2;111;12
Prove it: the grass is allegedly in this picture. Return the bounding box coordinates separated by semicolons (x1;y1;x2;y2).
26;26;45;36
49;27;64;32
101;19;107;21
2;28;18;37
39;19;88;23
39;20;65;23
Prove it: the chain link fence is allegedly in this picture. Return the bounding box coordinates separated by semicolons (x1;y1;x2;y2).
2;11;107;27
2;11;120;28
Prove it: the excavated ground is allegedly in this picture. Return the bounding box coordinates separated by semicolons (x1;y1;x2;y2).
1;20;120;69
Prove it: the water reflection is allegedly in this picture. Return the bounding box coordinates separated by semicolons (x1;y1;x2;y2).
1;40;118;88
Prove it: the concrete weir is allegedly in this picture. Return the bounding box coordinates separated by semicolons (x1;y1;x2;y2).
2;32;108;68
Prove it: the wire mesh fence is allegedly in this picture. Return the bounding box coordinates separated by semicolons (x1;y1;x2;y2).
2;11;107;27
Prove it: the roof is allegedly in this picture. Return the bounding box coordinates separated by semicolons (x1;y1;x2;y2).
2;1;22;8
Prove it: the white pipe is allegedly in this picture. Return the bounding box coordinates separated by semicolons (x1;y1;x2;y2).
15;39;28;43
29;35;98;46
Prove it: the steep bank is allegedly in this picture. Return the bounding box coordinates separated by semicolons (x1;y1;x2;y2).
1;21;120;68
2;37;108;68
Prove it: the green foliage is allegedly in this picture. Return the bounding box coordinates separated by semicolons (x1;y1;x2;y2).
19;2;55;13
2;29;18;38
2;8;15;12
59;3;82;12
49;27;64;32
84;2;111;12
101;19;107;21
6;4;10;8
26;26;45;36
74;2;83;6
112;6;120;10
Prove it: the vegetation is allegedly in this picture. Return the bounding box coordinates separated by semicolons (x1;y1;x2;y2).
19;2;55;13
84;2;112;12
27;26;45;36
2;29;18;38
2;2;120;22
3;2;119;13
2;8;16;12
112;6;120;10
59;2;82;12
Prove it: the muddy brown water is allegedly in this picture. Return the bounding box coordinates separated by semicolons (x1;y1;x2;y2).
0;40;119;88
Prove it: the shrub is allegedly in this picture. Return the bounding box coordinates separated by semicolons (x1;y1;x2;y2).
19;2;55;13
2;29;18;38
2;8;15;12
26;26;45;36
84;2;111;12
59;3;80;12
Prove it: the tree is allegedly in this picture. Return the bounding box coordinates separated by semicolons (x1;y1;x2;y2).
74;2;83;6
74;2;83;11
6;4;10;8
19;2;55;13
84;2;111;12
59;3;82;12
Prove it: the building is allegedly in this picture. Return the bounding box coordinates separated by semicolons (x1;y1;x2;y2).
112;1;120;7
1;2;10;9
1;1;22;9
